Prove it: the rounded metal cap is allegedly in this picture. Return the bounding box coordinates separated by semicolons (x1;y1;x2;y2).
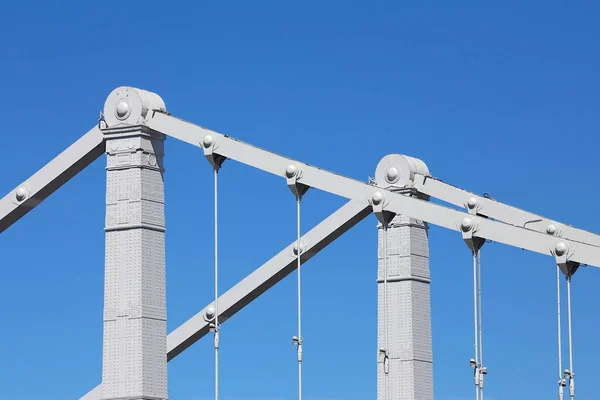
203;133;215;148
15;186;28;202
461;216;474;232
374;154;430;190
285;163;298;178
467;196;478;210
103;86;166;127
372;191;383;205
205;305;216;320
555;241;568;256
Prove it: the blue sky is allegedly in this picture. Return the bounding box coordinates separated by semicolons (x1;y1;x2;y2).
1;1;599;399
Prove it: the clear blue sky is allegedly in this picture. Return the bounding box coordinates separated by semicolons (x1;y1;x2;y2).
1;1;599;399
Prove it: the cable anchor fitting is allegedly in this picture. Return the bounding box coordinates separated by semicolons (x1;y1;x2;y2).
379;348;390;375
479;366;488;389
204;305;219;332
469;358;480;388
552;240;580;280
285;163;309;201
460;215;485;253
202;133;227;170
292;336;303;362
370;191;396;226
564;369;575;398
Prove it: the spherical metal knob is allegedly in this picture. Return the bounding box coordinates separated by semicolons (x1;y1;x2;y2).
467;196;478;210
203;134;214;148
293;242;302;255
115;101;130;120
286;163;298;178
546;223;557;235
385;167;399;183
461;216;474;232
205;305;216;320
15;187;27;201
555;241;568;256
372;191;383;205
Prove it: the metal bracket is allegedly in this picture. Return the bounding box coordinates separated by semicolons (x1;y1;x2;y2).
479;366;488;388
552;240;580;279
285;163;309;201
379;348;390;374
291;239;307;257
202;132;227;170
460;215;485;253
370;190;396;226
203;305;218;332
292;336;303;362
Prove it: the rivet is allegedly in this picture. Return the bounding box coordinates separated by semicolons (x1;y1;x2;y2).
461;216;474;232
467;196;478;209
205;306;216;320
555;241;568;256
372;191;383;205
285;163;298;178
385;166;399;183
15;187;27;201
115;101;130;120
547;223;557;235
203;134;214;148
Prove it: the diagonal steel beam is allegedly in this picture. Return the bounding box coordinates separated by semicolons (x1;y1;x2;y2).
0;126;104;233
81;200;371;399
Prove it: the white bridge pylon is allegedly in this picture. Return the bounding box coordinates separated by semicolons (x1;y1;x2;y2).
0;86;597;400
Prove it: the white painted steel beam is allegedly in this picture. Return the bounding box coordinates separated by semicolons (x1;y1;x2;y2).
411;173;600;248
0;126;104;233
81;199;371;400
145;112;600;268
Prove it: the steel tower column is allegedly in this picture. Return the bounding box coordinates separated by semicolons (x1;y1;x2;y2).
377;215;433;400
374;155;434;400
101;88;168;400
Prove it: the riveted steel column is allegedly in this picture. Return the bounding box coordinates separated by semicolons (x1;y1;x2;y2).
377;215;433;400
374;154;433;400
101;126;168;400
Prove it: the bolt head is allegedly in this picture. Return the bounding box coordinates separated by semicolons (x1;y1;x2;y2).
555;241;568;256
372;191;383;205
547;223;557;235
293;242;304;255
205;305;216;320
203;134;214;148
385;166;399;183
461;216;474;232
114;101;130;120
467;196;478;209
285;163;298;178
15;186;27;201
